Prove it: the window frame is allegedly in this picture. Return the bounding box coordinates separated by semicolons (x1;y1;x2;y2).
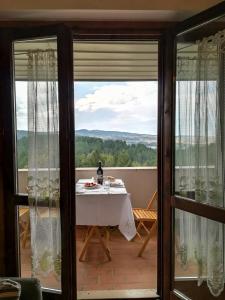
0;23;166;300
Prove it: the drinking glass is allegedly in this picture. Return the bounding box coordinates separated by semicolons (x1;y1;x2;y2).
104;180;110;192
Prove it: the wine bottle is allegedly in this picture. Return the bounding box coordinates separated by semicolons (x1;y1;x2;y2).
97;161;103;185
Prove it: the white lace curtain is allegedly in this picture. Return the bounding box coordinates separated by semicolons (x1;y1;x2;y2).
176;30;225;296
27;50;61;284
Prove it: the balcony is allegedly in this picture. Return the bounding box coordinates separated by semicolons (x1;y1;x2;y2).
18;167;158;294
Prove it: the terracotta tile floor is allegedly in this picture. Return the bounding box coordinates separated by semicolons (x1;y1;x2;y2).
20;226;157;291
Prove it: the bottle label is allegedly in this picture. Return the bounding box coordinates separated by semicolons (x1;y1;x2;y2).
97;173;103;184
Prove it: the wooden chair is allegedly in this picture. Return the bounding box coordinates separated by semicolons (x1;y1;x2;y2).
19;207;30;249
138;220;157;257
133;191;157;256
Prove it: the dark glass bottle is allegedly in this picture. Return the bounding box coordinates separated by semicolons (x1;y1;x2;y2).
97;161;103;185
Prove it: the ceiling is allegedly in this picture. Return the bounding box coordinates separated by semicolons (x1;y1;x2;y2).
0;10;194;22
0;0;222;22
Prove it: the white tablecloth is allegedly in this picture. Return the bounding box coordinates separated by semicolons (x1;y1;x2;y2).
76;179;136;241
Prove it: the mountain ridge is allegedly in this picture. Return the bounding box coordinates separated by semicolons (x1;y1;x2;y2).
17;129;157;148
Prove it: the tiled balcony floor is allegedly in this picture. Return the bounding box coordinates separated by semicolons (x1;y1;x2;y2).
20;226;157;291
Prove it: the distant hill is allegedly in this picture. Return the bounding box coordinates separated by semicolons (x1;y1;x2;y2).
76;129;157;148
16;129;157;149
16;129;158;168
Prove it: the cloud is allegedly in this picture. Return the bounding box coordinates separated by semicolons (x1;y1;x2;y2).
16;82;28;130
75;82;158;134
15;81;158;135
16;81;59;132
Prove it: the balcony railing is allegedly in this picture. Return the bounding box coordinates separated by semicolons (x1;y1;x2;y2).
17;167;158;208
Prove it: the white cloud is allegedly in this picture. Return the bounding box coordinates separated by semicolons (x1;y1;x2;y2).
16;82;28;130
75;82;158;134
16;81;158;134
76;82;157;113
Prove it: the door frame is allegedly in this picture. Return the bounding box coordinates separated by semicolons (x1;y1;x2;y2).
72;30;164;298
2;7;225;297
0;22;167;300
167;2;225;299
0;24;76;300
160;30;175;300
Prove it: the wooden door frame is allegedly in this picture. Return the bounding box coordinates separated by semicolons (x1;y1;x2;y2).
0;24;76;300
73;30;166;299
159;30;176;300
0;28;18;277
0;20;175;300
169;2;225;299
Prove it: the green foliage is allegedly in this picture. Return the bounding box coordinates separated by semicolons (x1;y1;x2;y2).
17;135;157;168
178;175;188;197
75;136;157;167
209;176;222;206
176;143;219;166
194;177;206;202
17;136;28;168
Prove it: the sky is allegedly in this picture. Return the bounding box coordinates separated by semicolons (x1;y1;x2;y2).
16;81;158;135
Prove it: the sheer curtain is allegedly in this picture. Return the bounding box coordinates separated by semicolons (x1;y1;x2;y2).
176;30;225;296
27;49;61;283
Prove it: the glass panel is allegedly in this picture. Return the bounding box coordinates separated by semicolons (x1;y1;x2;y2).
19;206;31;277
18;206;60;290
14;38;58;195
14;38;61;291
174;209;225;299
74;40;158;297
174;16;225;208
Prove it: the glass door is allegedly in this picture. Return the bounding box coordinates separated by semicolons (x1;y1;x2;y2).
170;2;225;300
1;26;75;299
73;39;159;298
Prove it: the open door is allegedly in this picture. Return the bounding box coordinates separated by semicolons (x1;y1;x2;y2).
0;25;75;299
162;2;225;300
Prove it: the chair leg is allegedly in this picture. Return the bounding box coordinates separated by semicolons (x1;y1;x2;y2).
138;221;157;257
138;231;152;257
136;221;141;232
133;221;144;241
21;217;30;249
142;222;150;235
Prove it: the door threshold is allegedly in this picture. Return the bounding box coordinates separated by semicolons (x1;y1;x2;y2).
77;289;159;299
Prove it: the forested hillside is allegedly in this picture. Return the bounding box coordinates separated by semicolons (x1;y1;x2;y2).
75;136;157;167
17;135;157;168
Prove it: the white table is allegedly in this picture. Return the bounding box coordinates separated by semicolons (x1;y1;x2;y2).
76;179;136;261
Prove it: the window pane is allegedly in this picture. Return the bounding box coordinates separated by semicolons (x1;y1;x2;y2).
19;206;61;290
174;209;225;299
174;22;225;209
14;38;58;195
14;38;61;291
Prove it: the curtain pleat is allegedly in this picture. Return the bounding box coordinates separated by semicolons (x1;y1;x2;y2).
27;50;61;284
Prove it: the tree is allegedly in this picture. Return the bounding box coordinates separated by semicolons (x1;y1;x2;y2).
116;150;131;167
17;134;158;168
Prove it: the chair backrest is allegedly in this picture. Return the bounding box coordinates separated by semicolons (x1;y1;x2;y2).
146;191;157;210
